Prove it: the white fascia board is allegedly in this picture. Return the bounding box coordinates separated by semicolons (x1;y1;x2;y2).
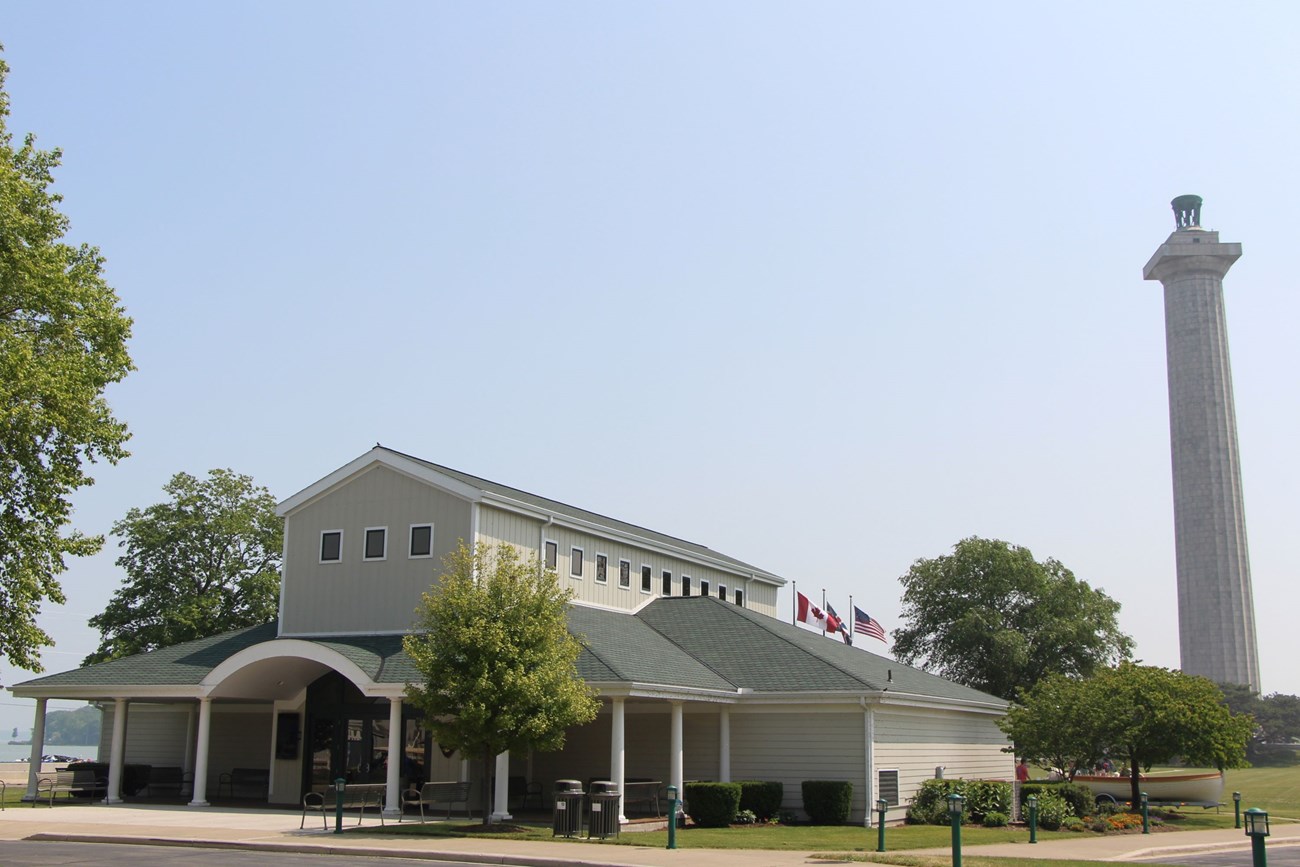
482;493;786;587
9;684;205;701
277;448;484;517
606;682;741;704
872;691;1009;715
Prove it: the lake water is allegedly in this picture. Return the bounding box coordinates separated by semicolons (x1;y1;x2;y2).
0;742;97;762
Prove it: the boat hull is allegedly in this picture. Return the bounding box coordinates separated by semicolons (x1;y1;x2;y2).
1073;772;1224;805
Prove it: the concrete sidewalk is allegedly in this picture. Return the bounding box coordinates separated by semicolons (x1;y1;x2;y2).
0;803;1297;866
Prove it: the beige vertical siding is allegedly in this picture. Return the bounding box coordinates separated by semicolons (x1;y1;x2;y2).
99;703;189;767
281;466;472;634
873;709;1012;813
203;707;274;799
731;708;867;821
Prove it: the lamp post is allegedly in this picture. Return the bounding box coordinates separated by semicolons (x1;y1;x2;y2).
948;793;964;867
1244;808;1269;867
876;799;888;852
1026;795;1038;844
1234;791;1242;829
666;785;677;850
1140;791;1150;835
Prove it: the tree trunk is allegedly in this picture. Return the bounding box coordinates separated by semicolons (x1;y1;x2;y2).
1128;759;1141;807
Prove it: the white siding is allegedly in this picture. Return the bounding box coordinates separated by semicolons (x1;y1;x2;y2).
731;708;867;821
99;703;190;767
282;466;472;634
477;505;779;617
873;708;1013;813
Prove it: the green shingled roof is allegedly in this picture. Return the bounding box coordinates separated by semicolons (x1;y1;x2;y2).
13;599;1003;709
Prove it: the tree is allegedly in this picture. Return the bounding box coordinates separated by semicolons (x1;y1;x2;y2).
403;542;600;824
997;673;1109;780
85;469;281;664
1218;683;1300;763
1002;663;1254;805
892;537;1134;700
0;49;133;670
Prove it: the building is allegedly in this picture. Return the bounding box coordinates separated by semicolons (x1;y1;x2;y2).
11;446;1010;823
1144;196;1261;690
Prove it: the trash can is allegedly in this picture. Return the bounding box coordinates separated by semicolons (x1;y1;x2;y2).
588;780;621;840
553;779;584;837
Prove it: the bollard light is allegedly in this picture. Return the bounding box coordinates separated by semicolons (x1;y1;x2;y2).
1244;808;1270;867
1027;795;1038;844
1233;791;1242;829
666;785;678;850
876;799;888;852
948;794;964;867
334;777;346;835
1140;791;1150;835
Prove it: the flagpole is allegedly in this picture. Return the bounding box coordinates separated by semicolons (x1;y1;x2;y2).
821;588;827;636
792;581;797;625
849;594;854;641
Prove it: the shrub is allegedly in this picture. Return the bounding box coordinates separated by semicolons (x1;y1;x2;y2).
907;778;964;825
801;780;853;825
1033;790;1070;831
736;780;784;821
684;782;741;828
734;809;757;824
1020;781;1093;818
1062;816;1086;832
963;780;1012;821
982;811;1009;827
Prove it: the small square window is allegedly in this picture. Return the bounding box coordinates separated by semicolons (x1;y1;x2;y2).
661;570;671;596
718;583;726;600
734;588;744;607
409;524;433;558
364;527;387;561
682;575;691;596
700;579;710;597
641;565;652;593
619;559;631;588
570;547;584;578
544;540;558;571
320;530;343;563
595;554;608;583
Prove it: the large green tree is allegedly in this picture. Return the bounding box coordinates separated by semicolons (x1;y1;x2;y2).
1002;663;1254;804
403;542;600;824
1218;683;1300;763
0;50;133;670
892;537;1134;700
85;469;281;664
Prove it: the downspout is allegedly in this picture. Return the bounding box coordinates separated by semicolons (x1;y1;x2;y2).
539;514;554;567
861;696;875;828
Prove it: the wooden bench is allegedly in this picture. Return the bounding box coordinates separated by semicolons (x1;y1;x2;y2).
145;766;192;798
33;769;108;806
399;780;473;822
218;767;269;800
301;782;387;829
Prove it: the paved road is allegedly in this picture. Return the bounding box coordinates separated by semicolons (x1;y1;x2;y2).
1138;845;1300;867
0;840;488;866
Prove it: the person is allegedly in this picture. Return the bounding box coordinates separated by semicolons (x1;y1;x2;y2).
1016;758;1031;783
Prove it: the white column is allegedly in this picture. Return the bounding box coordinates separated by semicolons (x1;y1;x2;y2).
491;751;512;822
864;705;875;827
384;697;402;817
459;757;469;782
610;697;626;822
670;701;684;815
182;704;197;775
24;698;47;801
104;699;128;804
189;697;213;806
718;708;731;783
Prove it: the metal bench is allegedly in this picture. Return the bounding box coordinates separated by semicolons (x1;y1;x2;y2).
301;782;387;829
34;769;108;806
218;767;269;800
144;766;192;798
399;780;473;822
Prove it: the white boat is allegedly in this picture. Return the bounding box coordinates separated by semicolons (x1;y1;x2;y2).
1073;771;1224;806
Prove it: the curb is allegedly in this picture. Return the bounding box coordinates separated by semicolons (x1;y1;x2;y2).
23;832;638;867
1116;836;1300;861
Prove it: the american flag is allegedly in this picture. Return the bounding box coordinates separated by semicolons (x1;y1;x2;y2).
853;606;888;643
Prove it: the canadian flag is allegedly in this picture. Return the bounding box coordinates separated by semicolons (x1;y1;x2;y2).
796;591;841;633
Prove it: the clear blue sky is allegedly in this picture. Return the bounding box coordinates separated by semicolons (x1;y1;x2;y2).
3;1;1298;734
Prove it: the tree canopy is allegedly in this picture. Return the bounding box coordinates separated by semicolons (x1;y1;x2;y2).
403;542;600;823
85;469;281;664
892;537;1133;700
0;50;134;670
1002;663;1254;804
1218;683;1300;764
